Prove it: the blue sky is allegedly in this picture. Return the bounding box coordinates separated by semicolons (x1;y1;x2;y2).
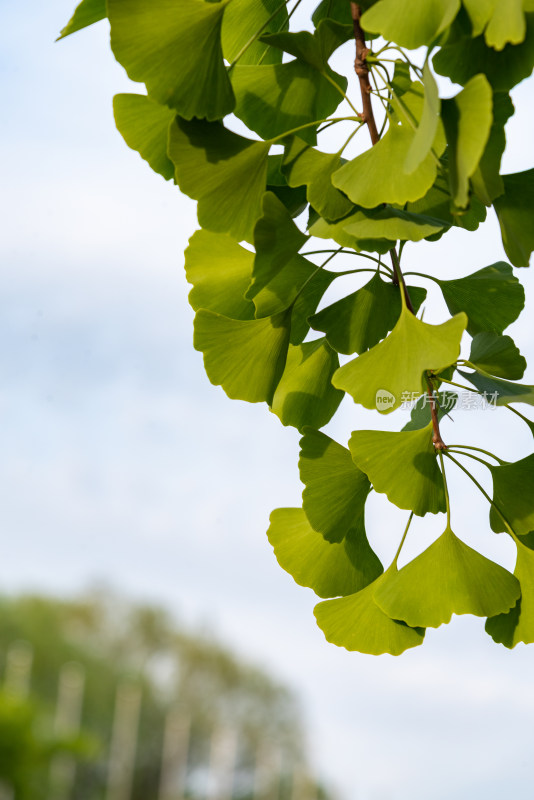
2;2;534;798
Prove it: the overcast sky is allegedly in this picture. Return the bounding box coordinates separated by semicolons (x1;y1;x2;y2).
2;3;534;798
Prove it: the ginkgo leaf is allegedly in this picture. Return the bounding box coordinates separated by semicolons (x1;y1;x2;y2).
113;93;175;181
168;118;270;243
310;273;426;356
270;338;343;430
184;230;255;320
231;59;346;145
57;0;106;39
433;14;534;91
489;455;534;535
404;62;441;174
108;0;235;120
221;0;288;66
332;306;467;413
193;308;291;405
467;333;526;380
402;391;457;432
441;74;493;208
463;0;527;50
308;213;393;253
471;92;515;205
341;207;447;242
486;537;534;647
314;570;425;656
299;429;371;543
252;254;336;324
407;167;487;233
282;137;353;222
458;369;534;407
361;0;460;49
436;262;524;336
494;169;534;267
260;19;350;70
375;526;520;628
349;424;446;516
332;123;439;208
267;508;382;598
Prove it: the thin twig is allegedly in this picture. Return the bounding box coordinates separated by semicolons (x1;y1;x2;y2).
350;3;380;145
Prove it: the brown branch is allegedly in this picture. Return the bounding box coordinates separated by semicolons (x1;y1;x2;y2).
350;3;380;145
390;247;415;314
427;379;447;451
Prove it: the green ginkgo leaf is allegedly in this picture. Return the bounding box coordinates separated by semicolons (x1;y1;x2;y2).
489;454;534;535
402;391;457;432
332;306;466;413
350;424;446;516
270;338;343;430
375;526;520;627
458;369;534;407
361;0;460;49
332;123;439;208
193;308;291;404
404;62;441;174
267;508;382;599
341;207;447;242
406;168;487;233
308;213;392;253
57;0;106;39
494;169;534;267
113;93;175;181
282;137;353;222
441;74;493;208
221;0;288;66
108;0;235;119
464;0;527;50
436;261;524;336
310;273;427;356
486;537;534;647
433;14;534;91
467;332;526;380
168;118;271;243
260;19;350;70
314;570;425;656
184;230;255;320
471;92;515;205
231;58;346;145
299;429;371;543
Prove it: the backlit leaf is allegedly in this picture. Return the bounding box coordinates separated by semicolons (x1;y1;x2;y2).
489;454;534;535
404;62;441;174
113;93;175;180
458;369;534;407
221;0;288;66
342;207;447;242
467;333;526;380
58;0;106;39
407;168;487;233
486;537;534;647
464;0;527;50
361;0;460;49
471;92;515;205
494;169;534;267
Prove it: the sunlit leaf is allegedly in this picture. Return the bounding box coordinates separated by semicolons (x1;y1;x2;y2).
471;92;515;205
362;0;460;49
193;308;290;404
464;0;527;50
267;508;382;598
108;0;235;119
308;213;393;253
407;167;487;233
402;391;457;432
467;333;526;380
342;207;447;242
404;62;441;174
375;526;520;627
260;19;350;70
168;117;270;242
310;273;426;356
489;454;534;535
486;537;534;647
441;74;493;208
458;369;534;407
436;262;524;336
299;429;371;543
333;307;466;413
113;93;175;181
314;569;425;655
350;424;446;516
221;0;288;66
58;0;106;39
494;169;534;267
270;338;343;430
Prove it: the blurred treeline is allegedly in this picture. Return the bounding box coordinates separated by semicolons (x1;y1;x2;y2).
0;591;333;800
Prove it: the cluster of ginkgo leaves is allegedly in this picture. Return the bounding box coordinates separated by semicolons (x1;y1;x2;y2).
60;0;534;655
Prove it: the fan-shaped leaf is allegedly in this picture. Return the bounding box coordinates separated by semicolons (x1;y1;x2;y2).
108;0;235;119
260;19;350;70
464;0;527;50
58;0;106;39
458;369;534;407
361;0;460;49
489;454;534;535
404;62;441;174
308;213;392;253
350;424;445;516
221;0;288;66
471;92;515;205
486;537;534;647
402;391;457;432
375;526;520;627
407;169;487;233
494;169;534;267
113;93;175;181
467;333;526;380
342;207;446;242
299;429;371;544
267;508;382;599
333;307;466;413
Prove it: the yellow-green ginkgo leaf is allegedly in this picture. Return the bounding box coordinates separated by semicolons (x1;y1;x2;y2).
486;535;534;647
361;0;460;49
375;526;520;627
221;0;288;66
57;0;106;39
349;424;446;516
193;308;291;404
270;339;343;430
404;62;442;174
168;117;271;243
314;569;425;656
471;92;515;206
341;207;447;242
464;0;527;50
108;0;235;119
332;306;467;413
489;454;534;535
267;508;382;599
299;429;371;543
113;93;176;181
